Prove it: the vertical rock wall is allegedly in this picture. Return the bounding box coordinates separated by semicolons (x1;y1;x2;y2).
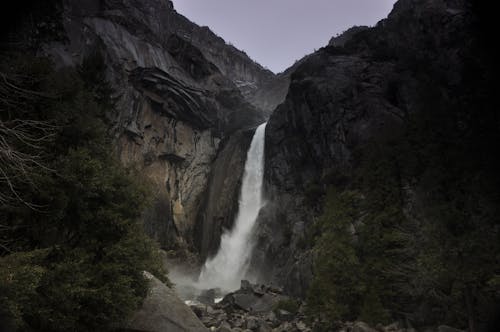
42;0;276;253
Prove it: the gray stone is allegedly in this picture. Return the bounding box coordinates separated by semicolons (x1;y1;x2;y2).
246;316;260;330
295;321;310;332
233;293;285;313
265;311;277;321
124;271;207;332
257;321;272;332
274;322;296;332
438;326;465;332
276;309;294;322
232;316;244;328
198;288;218;305
217;321;232;332
352;321;379;332
384;322;401;331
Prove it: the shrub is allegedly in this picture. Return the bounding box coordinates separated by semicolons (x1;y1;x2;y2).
273;299;301;315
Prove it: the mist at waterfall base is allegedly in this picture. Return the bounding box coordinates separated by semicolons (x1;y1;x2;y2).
170;123;267;299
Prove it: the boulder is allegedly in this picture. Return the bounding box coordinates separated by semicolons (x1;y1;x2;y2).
276;309;294;322
124;271;208;332
232;293;284;313
352;321;379;332
198;288;221;305
384;322;401;332
438;326;465;332
257;321;272;332
217;321;232;332
245;316;259;330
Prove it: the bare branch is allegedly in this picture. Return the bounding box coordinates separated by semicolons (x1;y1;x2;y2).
0;72;58;210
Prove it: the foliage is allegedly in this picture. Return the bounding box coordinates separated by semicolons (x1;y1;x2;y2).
273;299;301;315
307;189;364;328
0;54;167;331
306;10;500;330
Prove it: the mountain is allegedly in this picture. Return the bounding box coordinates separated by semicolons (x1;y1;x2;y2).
1;0;498;330
17;0;287;256
250;0;499;329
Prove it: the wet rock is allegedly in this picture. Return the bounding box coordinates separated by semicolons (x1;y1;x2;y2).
194;128;255;259
241;280;252;291
198;288;222;305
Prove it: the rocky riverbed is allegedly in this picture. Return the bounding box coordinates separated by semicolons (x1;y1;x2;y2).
183;281;465;332
188;280;312;332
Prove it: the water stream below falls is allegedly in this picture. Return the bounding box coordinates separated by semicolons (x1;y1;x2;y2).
197;122;267;292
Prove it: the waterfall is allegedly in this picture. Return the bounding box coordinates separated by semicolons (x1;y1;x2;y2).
198;122;267;292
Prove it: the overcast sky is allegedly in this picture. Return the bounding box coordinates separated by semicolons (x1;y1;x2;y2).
171;0;397;73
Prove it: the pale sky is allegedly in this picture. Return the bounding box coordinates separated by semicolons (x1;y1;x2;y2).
171;0;397;73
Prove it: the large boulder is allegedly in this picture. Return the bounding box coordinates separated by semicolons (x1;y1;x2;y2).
220;281;288;313
124;271;208;332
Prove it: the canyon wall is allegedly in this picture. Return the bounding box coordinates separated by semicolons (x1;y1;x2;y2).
252;0;474;297
42;0;277;253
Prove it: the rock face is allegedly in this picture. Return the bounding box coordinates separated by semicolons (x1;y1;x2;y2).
194;128;255;258
252;0;470;296
42;0;276;251
124;271;208;332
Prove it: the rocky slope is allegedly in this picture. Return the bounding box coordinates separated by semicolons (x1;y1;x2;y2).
124;272;208;332
186;280;461;332
37;0;278;253
252;0;475;296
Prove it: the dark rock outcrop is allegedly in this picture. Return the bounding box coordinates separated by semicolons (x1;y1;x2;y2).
252;0;471;297
194;128;255;258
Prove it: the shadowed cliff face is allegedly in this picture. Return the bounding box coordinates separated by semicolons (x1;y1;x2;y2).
252;0;485;297
194;129;255;259
37;0;275;252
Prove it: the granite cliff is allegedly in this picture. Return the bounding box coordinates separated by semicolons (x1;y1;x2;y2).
2;0;497;329
31;0;283;255
249;0;498;329
253;0;494;294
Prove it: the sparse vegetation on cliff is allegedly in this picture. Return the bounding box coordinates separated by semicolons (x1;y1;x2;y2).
306;48;499;331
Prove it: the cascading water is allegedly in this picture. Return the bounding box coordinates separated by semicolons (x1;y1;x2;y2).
198;122;267;292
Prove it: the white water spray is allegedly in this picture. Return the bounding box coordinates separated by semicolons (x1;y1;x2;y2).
198;122;267;292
